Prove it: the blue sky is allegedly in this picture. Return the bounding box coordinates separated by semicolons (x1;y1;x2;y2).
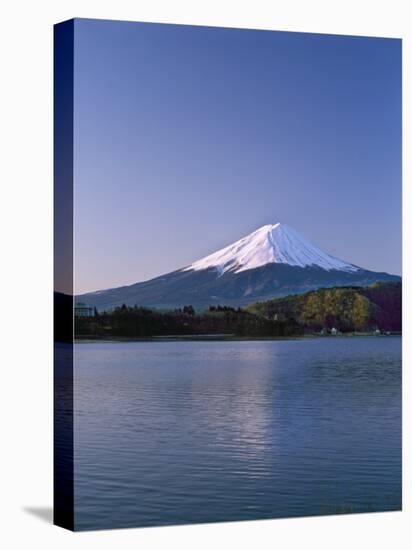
73;19;401;293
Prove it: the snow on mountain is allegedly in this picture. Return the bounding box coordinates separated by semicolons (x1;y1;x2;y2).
184;223;359;274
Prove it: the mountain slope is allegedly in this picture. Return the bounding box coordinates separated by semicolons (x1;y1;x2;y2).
78;223;400;311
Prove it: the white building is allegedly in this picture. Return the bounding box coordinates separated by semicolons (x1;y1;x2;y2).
75;302;95;317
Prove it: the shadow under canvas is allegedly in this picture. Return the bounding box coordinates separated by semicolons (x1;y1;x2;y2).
23;507;53;524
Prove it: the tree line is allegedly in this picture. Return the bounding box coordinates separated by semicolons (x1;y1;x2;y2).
75;303;302;339
74;281;401;339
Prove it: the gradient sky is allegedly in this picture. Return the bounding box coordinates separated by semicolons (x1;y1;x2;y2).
73;19;402;294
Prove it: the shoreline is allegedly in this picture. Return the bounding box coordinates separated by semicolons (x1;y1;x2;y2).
74;332;401;344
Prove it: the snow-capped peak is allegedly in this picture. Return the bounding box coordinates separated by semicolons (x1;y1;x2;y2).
183;223;359;274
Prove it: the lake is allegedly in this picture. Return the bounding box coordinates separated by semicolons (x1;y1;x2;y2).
73;337;401;530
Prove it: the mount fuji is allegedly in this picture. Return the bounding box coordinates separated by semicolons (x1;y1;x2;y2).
183;223;359;275
79;223;400;311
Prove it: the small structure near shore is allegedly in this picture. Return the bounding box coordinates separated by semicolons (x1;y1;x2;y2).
75;302;95;318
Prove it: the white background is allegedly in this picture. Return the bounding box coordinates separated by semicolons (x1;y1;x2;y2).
0;1;410;548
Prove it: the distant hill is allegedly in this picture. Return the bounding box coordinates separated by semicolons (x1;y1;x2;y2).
247;281;401;333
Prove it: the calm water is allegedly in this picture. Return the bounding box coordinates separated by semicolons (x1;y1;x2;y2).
73;337;401;530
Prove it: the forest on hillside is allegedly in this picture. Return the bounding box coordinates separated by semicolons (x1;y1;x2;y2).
247;281;401;333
